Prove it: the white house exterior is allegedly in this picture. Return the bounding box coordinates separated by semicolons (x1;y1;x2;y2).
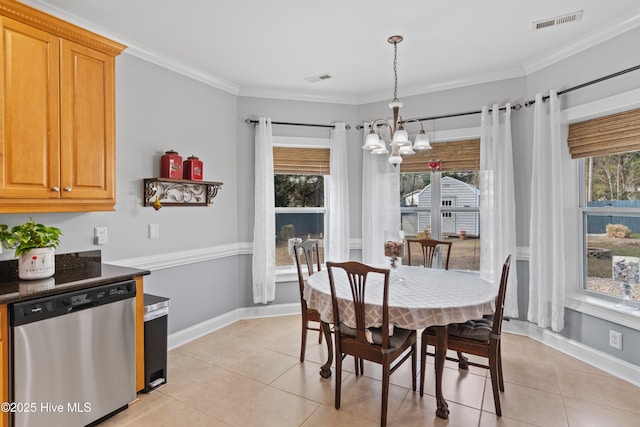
415;176;480;236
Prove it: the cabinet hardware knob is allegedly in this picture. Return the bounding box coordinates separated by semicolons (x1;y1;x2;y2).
64;187;72;192
52;187;60;192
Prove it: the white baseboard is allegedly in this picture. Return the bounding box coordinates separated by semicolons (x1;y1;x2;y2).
503;320;640;387
167;303;299;350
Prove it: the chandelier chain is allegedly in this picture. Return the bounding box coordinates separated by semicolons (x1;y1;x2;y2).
392;41;399;103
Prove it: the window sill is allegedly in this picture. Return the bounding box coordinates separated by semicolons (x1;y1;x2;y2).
565;291;640;331
276;267;299;283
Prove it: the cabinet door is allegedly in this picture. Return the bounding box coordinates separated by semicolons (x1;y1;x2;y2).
0;17;60;199
60;40;115;200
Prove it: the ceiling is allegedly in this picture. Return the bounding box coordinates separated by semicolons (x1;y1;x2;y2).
21;0;640;104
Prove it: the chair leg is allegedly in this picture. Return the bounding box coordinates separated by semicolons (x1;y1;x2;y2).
411;343;417;392
419;338;427;396
457;351;469;370
318;326;323;344
497;340;505;392
335;352;342;410
381;362;390;427
300;314;308;363
489;347;502;416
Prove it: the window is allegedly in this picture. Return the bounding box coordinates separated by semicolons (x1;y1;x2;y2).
399;138;481;270
272;141;329;269
571;107;640;305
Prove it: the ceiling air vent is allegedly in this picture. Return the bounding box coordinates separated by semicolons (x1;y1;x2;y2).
533;10;583;30
305;73;334;83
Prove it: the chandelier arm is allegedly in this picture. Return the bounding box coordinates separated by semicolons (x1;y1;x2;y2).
400;118;425;132
370;119;393;135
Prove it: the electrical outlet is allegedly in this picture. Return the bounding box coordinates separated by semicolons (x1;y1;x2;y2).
94;227;108;245
609;330;622;350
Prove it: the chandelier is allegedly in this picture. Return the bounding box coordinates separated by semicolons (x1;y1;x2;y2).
362;35;431;166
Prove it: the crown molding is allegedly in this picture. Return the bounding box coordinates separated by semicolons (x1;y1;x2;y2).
123;46;240;95
524;9;640;74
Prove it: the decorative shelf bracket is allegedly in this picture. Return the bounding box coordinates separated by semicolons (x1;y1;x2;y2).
143;178;223;209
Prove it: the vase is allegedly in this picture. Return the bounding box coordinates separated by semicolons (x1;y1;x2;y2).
18;247;55;280
384;230;405;282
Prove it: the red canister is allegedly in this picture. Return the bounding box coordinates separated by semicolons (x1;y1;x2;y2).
183;155;203;180
160;150;183;179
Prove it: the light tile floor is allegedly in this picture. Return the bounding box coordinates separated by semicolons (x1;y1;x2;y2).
101;315;640;427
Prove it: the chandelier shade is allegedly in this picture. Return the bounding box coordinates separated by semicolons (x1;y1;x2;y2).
363;35;432;166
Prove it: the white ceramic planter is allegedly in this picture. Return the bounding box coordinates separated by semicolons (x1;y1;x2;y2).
18;247;55;280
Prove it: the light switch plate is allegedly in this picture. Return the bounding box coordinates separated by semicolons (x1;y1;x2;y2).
148;224;159;239
94;227;108;245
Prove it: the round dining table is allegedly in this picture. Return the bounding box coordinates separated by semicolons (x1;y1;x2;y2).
304;265;497;419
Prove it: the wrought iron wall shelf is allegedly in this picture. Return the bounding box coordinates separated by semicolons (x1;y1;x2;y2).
143;178;223;209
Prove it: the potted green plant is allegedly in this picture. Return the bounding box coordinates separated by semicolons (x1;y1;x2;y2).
0;218;62;280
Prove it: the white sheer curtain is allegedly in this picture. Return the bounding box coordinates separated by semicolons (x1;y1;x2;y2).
528;91;566;332
480;104;519;318
361;123;400;265
326;123;350;262
252;117;276;304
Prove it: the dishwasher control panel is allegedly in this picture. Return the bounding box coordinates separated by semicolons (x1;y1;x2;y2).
10;280;136;327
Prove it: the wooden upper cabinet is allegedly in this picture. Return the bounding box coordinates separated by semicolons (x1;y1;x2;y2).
0;0;125;213
60;40;115;201
0;18;61;200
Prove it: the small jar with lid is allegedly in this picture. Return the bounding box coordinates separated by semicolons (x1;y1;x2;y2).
160;150;183;179
183;155;203;180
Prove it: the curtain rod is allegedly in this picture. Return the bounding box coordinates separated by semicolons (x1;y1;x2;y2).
524;64;640;107
355;103;522;131
245;118;351;130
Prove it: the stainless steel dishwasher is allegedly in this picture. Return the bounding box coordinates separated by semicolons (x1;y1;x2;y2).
10;280;137;427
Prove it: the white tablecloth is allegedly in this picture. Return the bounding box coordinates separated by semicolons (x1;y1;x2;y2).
304;265;497;330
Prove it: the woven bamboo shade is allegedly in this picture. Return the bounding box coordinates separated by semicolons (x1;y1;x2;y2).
273;147;330;175
568;108;640;158
400;139;480;172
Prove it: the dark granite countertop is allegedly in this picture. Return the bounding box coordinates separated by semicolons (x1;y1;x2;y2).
0;250;150;304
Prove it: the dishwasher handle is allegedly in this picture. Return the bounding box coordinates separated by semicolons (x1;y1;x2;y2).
67;300;100;313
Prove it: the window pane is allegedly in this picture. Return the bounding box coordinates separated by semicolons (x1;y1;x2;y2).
400;170;480;271
275;212;324;267
584;152;640;203
585;214;640;302
275;174;324;207
583;151;640;302
440;172;480;234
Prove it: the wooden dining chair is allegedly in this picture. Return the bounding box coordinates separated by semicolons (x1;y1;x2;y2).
293;239;323;362
419;255;512;416
327;261;417;427
406;237;452;269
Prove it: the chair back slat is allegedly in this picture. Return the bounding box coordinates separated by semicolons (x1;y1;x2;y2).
492;255;512;337
293;239;320;305
327;261;391;348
